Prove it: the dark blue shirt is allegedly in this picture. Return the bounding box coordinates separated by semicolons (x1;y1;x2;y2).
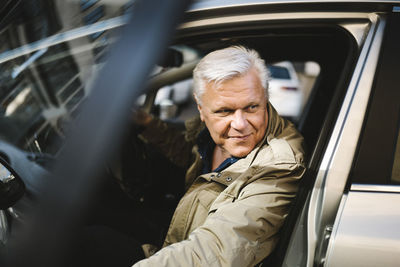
197;129;239;174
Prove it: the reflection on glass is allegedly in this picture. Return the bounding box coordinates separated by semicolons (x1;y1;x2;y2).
0;164;14;183
0;1;129;154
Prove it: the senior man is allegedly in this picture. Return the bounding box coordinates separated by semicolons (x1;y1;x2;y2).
131;45;306;266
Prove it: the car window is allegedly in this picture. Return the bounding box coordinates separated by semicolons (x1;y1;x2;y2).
350;12;400;185
0;1;132;155
0;40;90;154
268;65;291;79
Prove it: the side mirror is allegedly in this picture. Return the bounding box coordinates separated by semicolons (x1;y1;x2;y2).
0;159;25;210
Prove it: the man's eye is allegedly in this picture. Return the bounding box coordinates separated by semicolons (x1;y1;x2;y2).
247;105;259;112
216;109;232;115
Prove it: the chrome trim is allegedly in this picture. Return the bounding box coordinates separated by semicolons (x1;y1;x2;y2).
0;210;9;245
306;14;385;267
351;184;400;193
181;12;372;29
189;0;400;11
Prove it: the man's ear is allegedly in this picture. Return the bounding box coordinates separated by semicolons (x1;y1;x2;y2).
194;93;205;121
197;104;205;121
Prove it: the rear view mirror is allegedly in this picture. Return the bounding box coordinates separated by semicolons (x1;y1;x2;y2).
0;159;25;210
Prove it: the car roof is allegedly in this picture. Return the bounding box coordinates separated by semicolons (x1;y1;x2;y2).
188;0;400;11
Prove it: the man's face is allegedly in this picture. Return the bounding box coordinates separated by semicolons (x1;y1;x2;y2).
197;68;268;159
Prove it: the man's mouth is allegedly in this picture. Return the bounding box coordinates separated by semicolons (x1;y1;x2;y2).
229;134;251;141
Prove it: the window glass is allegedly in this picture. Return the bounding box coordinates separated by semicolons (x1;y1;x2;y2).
0;37;102;154
268;65;291;79
0;1;131;154
350;12;400;186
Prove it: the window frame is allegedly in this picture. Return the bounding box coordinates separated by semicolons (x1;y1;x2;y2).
350;12;400;186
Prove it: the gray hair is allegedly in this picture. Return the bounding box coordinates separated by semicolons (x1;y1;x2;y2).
193;45;269;104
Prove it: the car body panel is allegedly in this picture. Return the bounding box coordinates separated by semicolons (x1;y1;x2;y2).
326;189;400;267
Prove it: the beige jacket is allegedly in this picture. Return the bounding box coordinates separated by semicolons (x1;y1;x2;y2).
134;103;306;267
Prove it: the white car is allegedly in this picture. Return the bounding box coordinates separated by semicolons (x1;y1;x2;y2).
155;78;193;106
268;61;302;118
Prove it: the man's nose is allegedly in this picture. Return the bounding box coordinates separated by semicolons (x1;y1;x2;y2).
231;110;248;130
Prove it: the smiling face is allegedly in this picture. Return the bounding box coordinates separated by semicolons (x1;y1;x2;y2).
197;68;268;159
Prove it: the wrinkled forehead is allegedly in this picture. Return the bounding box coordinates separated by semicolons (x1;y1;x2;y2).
202;70;266;104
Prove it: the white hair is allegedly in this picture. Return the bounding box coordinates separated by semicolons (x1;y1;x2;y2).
193;46;269;104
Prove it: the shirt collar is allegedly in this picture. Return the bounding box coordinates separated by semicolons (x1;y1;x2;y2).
196;101;280;173
197;128;239;174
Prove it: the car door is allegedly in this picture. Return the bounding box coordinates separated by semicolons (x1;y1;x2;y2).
323;10;400;267
282;6;400;267
156;2;388;267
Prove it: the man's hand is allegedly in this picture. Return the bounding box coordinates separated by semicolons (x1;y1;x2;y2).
132;109;153;126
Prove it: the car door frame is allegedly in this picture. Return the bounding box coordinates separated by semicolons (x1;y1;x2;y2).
322;10;400;267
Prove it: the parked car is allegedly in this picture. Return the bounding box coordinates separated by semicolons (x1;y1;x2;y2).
0;0;400;267
267;61;303;118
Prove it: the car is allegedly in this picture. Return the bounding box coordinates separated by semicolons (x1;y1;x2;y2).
0;0;400;266
267;61;303;119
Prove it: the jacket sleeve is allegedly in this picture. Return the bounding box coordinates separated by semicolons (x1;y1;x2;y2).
140;117;195;169
132;162;306;267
